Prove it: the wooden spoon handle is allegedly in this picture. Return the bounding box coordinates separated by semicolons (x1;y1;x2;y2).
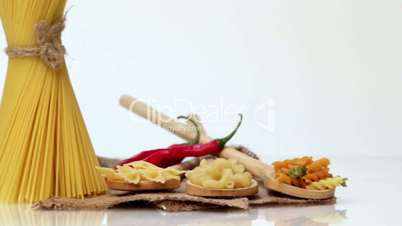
119;95;272;178
119;95;193;141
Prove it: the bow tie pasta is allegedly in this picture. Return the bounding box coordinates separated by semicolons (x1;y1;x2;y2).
186;158;253;189
96;161;183;184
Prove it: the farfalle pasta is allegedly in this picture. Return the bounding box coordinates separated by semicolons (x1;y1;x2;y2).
273;157;347;190
96;161;182;184
186;158;252;189
96;167;125;182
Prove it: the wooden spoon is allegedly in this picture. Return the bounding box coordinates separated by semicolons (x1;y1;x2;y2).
186;179;259;198
219;150;335;200
119;95;335;200
106;179;181;192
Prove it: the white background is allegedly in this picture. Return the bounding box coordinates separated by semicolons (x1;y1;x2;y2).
1;0;401;159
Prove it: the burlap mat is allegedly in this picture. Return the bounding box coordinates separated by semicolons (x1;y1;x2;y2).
32;156;336;211
34;183;335;212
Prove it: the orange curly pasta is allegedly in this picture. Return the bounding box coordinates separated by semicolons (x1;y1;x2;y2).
273;157;312;171
306;158;330;173
276;173;292;185
303;168;329;184
273;157;331;188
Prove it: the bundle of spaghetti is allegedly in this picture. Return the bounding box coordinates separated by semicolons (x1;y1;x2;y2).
0;0;106;202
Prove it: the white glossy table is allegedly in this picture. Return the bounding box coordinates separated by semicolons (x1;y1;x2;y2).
0;157;400;226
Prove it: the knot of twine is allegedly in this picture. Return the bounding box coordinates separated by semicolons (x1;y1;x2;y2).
5;18;66;70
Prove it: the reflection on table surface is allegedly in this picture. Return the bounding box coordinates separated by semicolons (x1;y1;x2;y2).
262;205;347;226
0;204;346;226
0;205;105;226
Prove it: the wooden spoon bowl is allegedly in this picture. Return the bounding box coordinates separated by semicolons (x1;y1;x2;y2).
220;149;336;200
186;179;259;197
264;173;335;200
106;179;181;192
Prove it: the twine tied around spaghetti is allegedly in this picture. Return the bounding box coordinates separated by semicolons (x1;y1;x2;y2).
5;18;66;70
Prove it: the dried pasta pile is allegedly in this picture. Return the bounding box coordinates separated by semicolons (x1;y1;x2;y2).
0;0;105;202
96;161;182;184
273;157;346;190
186;158;253;189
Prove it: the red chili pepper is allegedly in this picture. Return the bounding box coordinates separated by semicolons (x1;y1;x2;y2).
117;114;243;168
117;116;201;166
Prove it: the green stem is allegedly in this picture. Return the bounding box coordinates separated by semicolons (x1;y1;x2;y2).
177;115;201;144
287;166;307;179
217;114;243;148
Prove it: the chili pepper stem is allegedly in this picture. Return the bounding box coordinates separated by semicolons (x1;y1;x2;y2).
217;114;243;148
177;115;201;145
